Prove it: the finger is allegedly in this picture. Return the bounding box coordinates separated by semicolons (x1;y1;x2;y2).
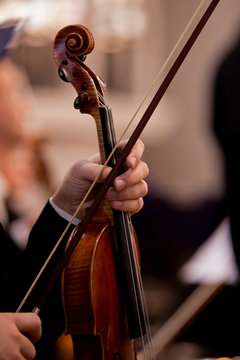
76;140;144;185
110;198;144;214
113;161;149;191
87;152;101;164
20;340;36;360
72;160;111;183
7;352;25;360
106;181;148;202
15;313;42;344
119;139;145;169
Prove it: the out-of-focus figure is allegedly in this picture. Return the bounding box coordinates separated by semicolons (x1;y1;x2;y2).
0;58;51;262
174;33;240;359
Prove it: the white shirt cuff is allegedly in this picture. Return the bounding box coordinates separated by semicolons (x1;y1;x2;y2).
49;197;80;226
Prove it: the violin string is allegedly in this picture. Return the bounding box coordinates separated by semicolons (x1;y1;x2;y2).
17;0;212;313
109;208;148;358
130;243;154;360
103;100;149;348
143;282;223;358
129;229;155;360
128;223;156;360
124;227;148;359
121;219;151;358
102;101;155;359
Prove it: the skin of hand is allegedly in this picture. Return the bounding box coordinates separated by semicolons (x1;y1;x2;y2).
52;139;149;217
0;313;41;360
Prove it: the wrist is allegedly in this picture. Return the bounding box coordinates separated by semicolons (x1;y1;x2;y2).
49;197;80;225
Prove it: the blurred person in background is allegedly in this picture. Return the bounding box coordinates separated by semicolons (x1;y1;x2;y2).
168;32;240;359
0;58;53;279
213;34;240;271
131;26;240;360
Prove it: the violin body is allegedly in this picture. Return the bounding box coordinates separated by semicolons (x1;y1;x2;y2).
63;220;136;359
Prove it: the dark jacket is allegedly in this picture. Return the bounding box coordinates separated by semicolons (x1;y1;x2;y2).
213;35;240;268
0;201;74;358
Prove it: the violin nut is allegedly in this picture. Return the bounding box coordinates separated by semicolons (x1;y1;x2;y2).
74;93;91;109
58;65;73;82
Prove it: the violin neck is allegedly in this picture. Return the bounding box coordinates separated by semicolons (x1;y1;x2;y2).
98;105;146;339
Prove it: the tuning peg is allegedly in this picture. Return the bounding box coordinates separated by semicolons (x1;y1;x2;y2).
58;64;73;82
74;93;90;109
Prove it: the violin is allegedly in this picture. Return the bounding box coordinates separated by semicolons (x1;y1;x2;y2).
53;25;150;360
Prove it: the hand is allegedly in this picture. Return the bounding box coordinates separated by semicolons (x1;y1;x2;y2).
52;139;149;217
0;313;41;360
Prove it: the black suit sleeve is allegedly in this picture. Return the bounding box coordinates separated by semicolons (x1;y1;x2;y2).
1;201;75;358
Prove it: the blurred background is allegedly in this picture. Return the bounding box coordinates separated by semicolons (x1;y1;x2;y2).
1;0;240;359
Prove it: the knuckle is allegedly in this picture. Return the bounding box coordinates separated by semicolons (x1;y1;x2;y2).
32;314;41;329
7;350;21;360
69;160;88;181
119;139;128;150
72;159;88;173
139;198;144;211
137;138;144;150
142;162;149;177
141;180;148;197
28;346;36;359
131;198;143;215
21;344;36;360
11;330;22;344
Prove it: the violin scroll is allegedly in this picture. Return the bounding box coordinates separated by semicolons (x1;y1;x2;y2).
55;25;95;58
54;25;104;116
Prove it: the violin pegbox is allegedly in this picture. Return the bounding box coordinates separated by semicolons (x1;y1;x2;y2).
53;24;105;116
